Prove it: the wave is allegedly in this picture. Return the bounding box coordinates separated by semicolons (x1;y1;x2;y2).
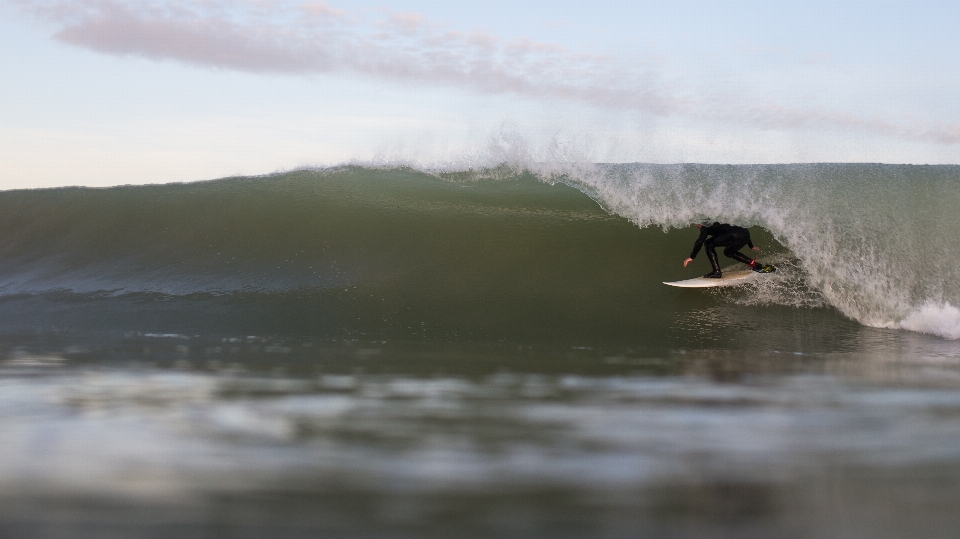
0;163;957;341
544;162;960;339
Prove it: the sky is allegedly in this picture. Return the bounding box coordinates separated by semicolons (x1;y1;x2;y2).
1;0;959;189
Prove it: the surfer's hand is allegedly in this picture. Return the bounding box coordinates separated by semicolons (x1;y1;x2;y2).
683;257;693;267
752;246;761;252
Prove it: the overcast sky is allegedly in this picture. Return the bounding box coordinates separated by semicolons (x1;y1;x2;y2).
1;0;958;188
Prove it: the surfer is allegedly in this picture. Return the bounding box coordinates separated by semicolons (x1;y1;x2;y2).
683;221;763;278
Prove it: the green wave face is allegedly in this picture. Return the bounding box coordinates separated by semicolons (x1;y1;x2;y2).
0;164;957;348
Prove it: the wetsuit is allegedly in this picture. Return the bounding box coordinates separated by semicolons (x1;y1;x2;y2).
689;222;755;274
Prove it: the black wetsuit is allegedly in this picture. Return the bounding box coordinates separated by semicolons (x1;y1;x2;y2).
689;222;755;274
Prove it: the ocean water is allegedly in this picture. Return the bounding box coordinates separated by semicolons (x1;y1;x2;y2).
1;164;960;538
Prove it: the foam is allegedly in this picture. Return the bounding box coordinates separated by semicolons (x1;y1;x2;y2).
899;302;960;340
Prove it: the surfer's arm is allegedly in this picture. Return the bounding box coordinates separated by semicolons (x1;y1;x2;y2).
689;228;709;259
746;231;758;251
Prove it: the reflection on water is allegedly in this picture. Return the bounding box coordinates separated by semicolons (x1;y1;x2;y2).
3;339;960;538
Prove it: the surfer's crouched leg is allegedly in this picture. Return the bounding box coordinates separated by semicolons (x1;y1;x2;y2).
723;244;753;265
704;240;723;278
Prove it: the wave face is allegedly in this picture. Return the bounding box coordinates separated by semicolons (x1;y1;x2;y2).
0;164;957;343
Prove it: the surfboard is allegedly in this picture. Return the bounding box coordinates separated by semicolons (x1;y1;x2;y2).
663;269;758;288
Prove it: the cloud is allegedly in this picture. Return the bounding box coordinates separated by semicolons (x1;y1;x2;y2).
10;0;960;146
389;11;426;34
301;2;344;18
55;11;323;72
923;124;960;145
20;0;672;108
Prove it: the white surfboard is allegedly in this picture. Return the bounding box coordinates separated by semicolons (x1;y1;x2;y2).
663;269;758;288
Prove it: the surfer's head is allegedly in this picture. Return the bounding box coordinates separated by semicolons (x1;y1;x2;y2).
695;220;713;229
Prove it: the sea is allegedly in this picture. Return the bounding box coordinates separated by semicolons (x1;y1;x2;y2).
1;163;959;538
